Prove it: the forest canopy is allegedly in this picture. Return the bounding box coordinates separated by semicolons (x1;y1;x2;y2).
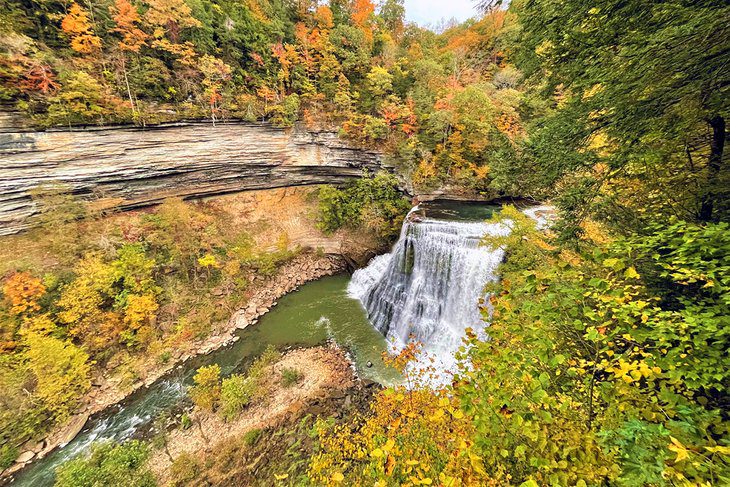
1;0;523;192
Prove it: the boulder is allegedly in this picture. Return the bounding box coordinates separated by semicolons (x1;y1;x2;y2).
15;451;35;464
58;413;89;446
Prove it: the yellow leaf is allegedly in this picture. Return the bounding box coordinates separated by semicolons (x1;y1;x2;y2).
624;266;640;279
439;473;457;486
668;436;689;462
371;448;384;458
331;472;344;483
274;473;288;480
429;408;445;421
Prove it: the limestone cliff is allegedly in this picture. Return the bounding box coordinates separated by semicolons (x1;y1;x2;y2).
0;120;381;235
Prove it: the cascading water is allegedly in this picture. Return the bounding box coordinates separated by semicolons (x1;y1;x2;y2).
348;207;512;382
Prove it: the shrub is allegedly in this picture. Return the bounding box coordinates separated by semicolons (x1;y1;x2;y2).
219;374;254;422
168;452;201;486
242;428;262;447
456;213;730;485
55;441;155;487
180;413;193;430
317;172;410;238
247;345;280;382
189;364;221;412
269;93;300;127
0;444;17;471
281;368;303;387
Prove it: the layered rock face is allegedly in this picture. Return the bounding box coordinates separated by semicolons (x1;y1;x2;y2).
0;121;381;235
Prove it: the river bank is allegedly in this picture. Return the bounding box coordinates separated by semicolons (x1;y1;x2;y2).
147;345;364;485
2;251;349;481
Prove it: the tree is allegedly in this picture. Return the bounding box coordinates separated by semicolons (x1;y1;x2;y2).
111;0;149;118
199;55;232;124
351;0;376;43
57;253;123;351
190;364;221;411
366;65;393;97
112;0;148;53
24;332;91;422
145;0;201;43
500;0;730;236
45;70;118;126
378;0;405;39
61;3;102;55
56;441;155;487
2;272;45;315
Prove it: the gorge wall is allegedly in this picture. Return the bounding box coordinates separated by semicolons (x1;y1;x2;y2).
0;119;382;235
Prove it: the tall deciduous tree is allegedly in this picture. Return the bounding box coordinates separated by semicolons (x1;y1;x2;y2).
24;332;91;422
111;0;148;118
61;2;102;55
351;0;376;43
488;0;730;235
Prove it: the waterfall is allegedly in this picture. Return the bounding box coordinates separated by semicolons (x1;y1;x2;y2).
348;210;513;382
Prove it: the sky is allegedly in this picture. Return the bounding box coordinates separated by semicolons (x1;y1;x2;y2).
404;0;480;27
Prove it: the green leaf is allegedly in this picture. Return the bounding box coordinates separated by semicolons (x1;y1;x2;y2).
603;258;625;271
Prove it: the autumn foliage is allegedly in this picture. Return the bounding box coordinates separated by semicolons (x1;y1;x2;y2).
61;3;102;54
2;272;45;315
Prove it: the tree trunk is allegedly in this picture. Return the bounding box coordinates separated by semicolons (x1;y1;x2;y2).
121;56;137;121
699;115;726;222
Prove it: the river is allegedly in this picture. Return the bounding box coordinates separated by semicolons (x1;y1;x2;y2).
12;199;533;486
12;275;395;486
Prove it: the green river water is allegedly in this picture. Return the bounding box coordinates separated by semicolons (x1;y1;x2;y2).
13;199;508;486
13;274;396;486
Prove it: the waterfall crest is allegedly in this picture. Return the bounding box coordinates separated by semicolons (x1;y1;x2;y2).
348;211;512;380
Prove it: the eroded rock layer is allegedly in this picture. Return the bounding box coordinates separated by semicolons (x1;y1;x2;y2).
0;121;381;235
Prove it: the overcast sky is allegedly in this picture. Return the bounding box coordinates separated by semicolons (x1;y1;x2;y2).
404;0;480;27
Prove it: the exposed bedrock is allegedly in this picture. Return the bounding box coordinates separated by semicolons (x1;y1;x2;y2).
0;120;382;235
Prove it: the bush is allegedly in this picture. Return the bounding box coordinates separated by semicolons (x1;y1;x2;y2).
180;413;193;430
189;364;221;412
281;368;303;387
242;428;262;447
456;213;730;485
269;93;300;127
0;444;17;471
219;374;254;422
55;441;155;487
317;172;410;238
246;345;280;382
168;452;201;487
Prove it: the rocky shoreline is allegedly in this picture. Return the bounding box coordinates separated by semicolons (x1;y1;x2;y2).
148;344;358;483
1;251;349;481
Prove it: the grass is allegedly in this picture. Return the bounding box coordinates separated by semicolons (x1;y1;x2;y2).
281;367;304;388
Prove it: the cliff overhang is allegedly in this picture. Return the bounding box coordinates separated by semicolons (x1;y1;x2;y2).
0;120;382;235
